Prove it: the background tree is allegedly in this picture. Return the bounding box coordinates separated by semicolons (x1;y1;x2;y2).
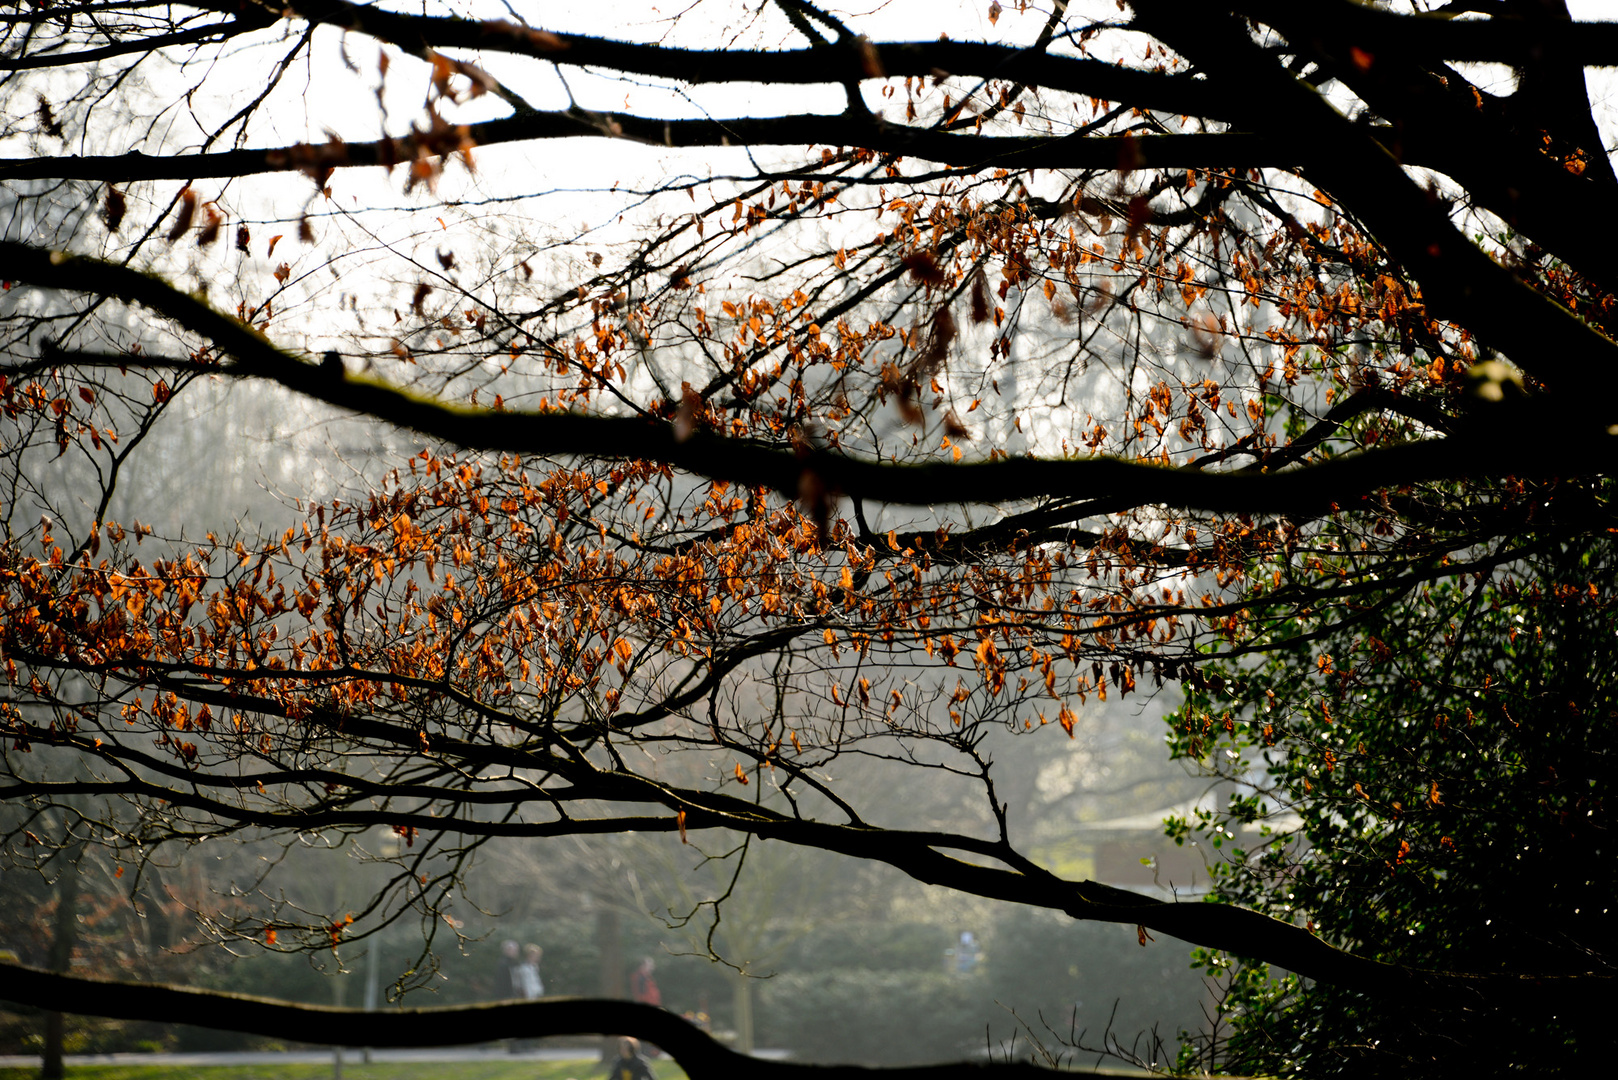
3;1;1616;1075
1165;535;1615;1076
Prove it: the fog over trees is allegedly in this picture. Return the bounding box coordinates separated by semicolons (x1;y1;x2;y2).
2;2;1613;1077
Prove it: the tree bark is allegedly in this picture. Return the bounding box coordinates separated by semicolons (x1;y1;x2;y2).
40;849;80;1080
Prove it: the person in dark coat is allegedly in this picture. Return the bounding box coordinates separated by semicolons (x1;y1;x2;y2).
608;1037;656;1080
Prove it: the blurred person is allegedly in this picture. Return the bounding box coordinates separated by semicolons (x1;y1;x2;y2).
498;939;523;998
500;939;527;1054
516;942;544;999
956;930;980;973
609;1036;656;1080
629;956;661;1007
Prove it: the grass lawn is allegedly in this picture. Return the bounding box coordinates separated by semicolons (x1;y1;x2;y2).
0;1061;688;1080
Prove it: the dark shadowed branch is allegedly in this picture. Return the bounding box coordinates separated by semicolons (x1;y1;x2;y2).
0;962;1074;1079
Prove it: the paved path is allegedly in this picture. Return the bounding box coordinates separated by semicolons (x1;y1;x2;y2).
0;1046;604;1068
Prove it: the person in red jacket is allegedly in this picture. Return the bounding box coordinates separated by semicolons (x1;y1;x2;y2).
629;957;661;1007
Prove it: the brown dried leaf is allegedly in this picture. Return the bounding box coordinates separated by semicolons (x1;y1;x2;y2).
969;270;990;324
104;187;127;233
429;52;455;98
674;382;702;442
36;95;62;138
857;36;884;78
902;251;945;286
196;203;224;247
165;188;197;243
454;59;499;98
528;28;569;51
918;305;957;369
1115;133;1142;175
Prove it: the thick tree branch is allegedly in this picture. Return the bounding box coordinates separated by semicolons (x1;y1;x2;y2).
1241;1;1618;298
1137;4;1618;407
1232;0;1618;66
3;695;1608;1013
7;242;1610;515
0;126;1350;185
242;0;1214;115
0;964;1073;1079
0;18;262;70
189;1;1618;86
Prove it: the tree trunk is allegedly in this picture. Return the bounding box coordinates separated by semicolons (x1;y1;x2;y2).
40;849;80;1080
596;906;624;998
732;973;754;1055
